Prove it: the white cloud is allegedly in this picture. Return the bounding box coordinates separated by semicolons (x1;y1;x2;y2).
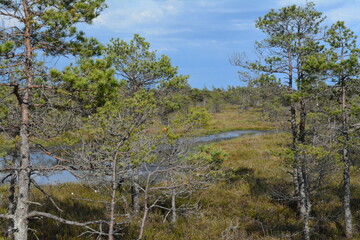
274;0;360;29
139;27;193;37
93;0;185;35
197;0;221;7
228;19;255;31
153;46;179;53
277;0;343;7
326;3;360;23
197;8;261;13
88;0;268;52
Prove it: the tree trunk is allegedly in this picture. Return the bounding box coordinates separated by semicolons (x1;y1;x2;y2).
14;105;31;240
342;81;352;238
301;164;311;240
168;165;178;223
304;207;311;240
131;168;140;215
108;159;119;240
299;99;306;143
6;162;16;240
297;164;306;218
343;150;352;238
288;62;303;218
171;190;177;223
138;192;149;240
13;2;32;239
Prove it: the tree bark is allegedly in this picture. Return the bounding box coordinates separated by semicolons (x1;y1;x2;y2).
171;190;177;223
301;162;312;240
343;149;352;238
131;167;140;215
13;2;32;239
299;99;306;143
304;207;311;240
108;159;119;240
342;80;353;238
6;167;16;240
138;192;149;240
288;62;304;218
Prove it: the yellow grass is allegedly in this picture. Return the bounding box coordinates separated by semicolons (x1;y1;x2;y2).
196;105;276;136
144;133;299;240
1;107;359;239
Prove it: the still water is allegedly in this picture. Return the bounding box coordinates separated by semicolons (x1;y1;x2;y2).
2;130;268;184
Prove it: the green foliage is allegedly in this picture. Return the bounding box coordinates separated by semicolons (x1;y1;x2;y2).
106;34;188;93
351;105;360;116
241;1;326;94
104;34;190;122
1;1;359;239
33;0;106;56
1;0;106;58
0;89;10;121
0;41;14;54
325;21;360;84
52;57;119;113
193;145;228;171
256;2;324;46
165;107;210;140
250;74;280;88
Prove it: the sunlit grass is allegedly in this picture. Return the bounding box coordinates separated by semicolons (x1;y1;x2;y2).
1;105;359;239
195;105;277;136
142;133;300;240
143;129;360;239
218;133;289;180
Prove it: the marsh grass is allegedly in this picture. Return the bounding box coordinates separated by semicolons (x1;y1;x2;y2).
197;105;276;135
1;107;360;239
139;133;301;240
141;132;360;239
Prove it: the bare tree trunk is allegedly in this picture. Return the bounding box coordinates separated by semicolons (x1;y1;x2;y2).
297;165;306;218
291;107;301;207
342;81;353;238
304;208;311;240
131;168;140;215
301;165;311;240
299;99;306;143
14;103;31;240
138;192;149;240
344;150;352;238
288;76;309;227
6;166;16;240
298;98;309;220
292;164;300;206
108;159;119;240
288;68;303;217
171;190;177;223
13;2;32;239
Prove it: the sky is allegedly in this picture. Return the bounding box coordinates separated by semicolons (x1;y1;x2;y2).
81;0;360;89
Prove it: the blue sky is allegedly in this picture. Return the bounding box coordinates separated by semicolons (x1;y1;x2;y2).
81;0;360;89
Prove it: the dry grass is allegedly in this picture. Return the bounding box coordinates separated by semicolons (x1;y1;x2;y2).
143;133;299;240
218;133;289;180
143;115;360;239
1;107;359;239
196;105;276;136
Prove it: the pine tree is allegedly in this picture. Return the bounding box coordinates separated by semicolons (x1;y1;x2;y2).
0;1;106;239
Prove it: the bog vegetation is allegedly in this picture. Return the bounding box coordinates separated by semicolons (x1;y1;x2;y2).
0;1;360;240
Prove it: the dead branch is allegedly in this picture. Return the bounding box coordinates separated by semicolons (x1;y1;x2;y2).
31;180;63;212
28;211;109;237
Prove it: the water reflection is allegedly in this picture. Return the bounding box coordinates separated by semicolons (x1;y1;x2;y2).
192;130;267;144
1;130;268;184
